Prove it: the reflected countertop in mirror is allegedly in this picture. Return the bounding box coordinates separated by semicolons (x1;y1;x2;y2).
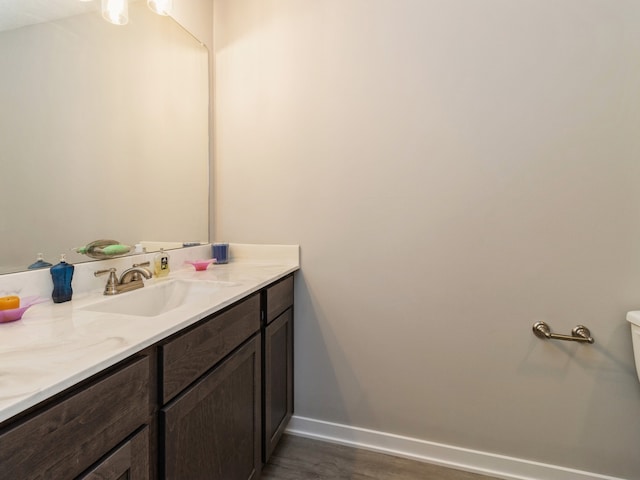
0;1;209;274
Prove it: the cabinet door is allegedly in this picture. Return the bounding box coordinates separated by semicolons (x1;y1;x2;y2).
161;336;261;480
0;356;150;480
264;308;293;462
77;426;149;480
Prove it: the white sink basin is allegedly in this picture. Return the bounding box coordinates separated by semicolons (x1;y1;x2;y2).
81;280;236;317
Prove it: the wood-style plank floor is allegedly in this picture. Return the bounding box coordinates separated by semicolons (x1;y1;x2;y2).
262;434;502;480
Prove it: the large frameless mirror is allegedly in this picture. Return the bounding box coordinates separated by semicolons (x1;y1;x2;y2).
0;0;209;274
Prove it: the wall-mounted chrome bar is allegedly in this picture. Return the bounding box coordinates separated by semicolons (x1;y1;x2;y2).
532;321;594;344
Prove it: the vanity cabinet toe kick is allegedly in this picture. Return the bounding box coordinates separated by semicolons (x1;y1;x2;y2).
0;273;295;480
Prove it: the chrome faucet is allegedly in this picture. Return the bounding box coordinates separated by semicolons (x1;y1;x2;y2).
95;262;153;295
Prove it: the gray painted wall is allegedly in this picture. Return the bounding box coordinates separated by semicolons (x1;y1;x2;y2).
212;0;640;477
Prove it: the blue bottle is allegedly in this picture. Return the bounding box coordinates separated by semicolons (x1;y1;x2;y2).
212;243;229;264
50;254;74;303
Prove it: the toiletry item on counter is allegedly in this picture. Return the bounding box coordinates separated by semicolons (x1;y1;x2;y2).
0;295;20;310
154;248;170;277
99;244;131;256
212;243;229;264
0;296;46;323
185;259;214;271
28;253;53;270
75;239;132;259
50;254;74;303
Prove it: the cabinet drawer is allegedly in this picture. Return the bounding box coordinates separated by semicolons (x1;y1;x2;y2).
79;425;150;480
0;355;150;480
161;293;261;404
266;275;294;324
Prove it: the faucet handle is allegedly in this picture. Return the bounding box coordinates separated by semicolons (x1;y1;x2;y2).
95;268;118;295
132;261;150;268
95;268;117;276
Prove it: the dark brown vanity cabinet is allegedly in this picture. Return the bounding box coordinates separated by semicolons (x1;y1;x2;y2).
0;355;151;480
159;293;262;480
263;275;294;462
0;274;295;480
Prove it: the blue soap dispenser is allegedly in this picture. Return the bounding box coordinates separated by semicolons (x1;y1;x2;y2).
50;254;74;303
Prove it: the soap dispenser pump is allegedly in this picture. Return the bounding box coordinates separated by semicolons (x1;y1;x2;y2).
50;254;74;303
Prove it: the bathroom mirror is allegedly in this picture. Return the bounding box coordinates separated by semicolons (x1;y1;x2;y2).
0;1;209;274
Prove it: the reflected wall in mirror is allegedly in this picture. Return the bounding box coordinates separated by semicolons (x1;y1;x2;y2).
0;1;209;274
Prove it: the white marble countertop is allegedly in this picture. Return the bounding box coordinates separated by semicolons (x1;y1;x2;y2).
0;244;299;424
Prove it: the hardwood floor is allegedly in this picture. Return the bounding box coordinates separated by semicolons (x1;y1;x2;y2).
262;434;502;480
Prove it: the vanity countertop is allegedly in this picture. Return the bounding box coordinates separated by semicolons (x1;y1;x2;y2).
0;244;299;424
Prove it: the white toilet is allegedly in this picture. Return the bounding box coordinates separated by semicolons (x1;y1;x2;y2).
626;311;640;382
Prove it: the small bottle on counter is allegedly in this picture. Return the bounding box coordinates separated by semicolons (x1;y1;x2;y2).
50;254;74;303
212;243;229;264
154;248;170;277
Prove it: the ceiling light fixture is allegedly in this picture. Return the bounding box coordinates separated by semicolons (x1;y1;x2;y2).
147;0;172;16
102;0;129;26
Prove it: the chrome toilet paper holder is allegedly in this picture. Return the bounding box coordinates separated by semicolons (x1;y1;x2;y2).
532;321;594;344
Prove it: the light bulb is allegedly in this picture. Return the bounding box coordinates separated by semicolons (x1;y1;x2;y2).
148;0;172;16
102;0;129;25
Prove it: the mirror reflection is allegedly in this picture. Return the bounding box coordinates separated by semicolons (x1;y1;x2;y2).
0;1;209;274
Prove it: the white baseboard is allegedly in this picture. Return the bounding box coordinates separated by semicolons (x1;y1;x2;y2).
285;416;625;480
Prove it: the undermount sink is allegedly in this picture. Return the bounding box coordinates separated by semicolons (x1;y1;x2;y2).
80;279;237;317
